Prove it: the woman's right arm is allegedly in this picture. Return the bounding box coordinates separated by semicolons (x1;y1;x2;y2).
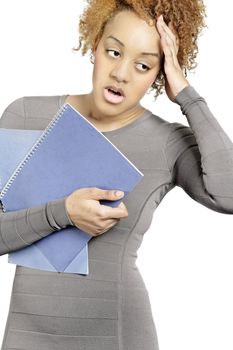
0;196;73;256
0;198;72;255
0;97;74;256
0;186;128;256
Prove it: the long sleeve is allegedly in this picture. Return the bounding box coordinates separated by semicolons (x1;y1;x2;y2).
0;97;74;256
165;85;233;214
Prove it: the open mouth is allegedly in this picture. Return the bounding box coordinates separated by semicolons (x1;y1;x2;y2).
103;88;125;104
108;88;122;96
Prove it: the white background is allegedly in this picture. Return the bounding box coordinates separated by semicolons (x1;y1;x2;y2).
0;1;233;350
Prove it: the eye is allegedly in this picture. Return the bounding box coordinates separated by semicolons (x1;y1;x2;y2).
106;49;120;58
136;63;151;72
105;49;151;72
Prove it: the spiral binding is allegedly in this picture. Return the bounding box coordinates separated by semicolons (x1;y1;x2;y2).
0;103;68;211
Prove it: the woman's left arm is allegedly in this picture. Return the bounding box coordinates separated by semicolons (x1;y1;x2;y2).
165;84;233;214
156;15;233;214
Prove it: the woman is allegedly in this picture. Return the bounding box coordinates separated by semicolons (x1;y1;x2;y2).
0;1;233;349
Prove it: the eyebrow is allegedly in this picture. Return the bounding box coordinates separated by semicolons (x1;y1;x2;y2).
106;35;160;58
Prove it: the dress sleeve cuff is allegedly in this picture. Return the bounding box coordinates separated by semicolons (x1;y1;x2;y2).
174;85;206;115
175;84;200;102
46;197;74;229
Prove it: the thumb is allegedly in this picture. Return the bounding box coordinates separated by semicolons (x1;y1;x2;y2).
94;188;124;201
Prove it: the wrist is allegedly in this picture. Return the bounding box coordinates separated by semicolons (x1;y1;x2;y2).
174;81;190;99
64;197;75;226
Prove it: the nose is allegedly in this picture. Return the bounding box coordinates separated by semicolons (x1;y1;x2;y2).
110;59;130;83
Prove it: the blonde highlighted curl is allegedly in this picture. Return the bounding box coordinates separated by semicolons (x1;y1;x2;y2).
73;0;208;100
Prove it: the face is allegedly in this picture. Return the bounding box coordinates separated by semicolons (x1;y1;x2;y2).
90;10;163;119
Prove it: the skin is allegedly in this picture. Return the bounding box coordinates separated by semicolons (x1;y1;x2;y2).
65;10;190;232
66;11;190;131
156;14;189;101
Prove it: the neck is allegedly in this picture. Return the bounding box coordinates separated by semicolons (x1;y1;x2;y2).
84;92;146;127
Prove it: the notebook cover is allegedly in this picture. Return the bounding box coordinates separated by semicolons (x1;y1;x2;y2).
0;128;88;274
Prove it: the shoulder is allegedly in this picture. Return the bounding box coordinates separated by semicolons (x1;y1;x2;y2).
0;95;66;130
143;110;196;160
144;109;187;143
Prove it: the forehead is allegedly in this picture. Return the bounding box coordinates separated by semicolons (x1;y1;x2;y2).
102;10;161;52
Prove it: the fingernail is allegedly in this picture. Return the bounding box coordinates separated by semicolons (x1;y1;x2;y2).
115;191;124;197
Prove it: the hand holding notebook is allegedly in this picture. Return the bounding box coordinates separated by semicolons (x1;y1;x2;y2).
65;186;128;235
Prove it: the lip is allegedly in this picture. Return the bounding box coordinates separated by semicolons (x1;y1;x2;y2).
105;85;125;97
103;88;125;104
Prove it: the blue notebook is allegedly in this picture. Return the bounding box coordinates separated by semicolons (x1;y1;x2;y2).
0;128;88;274
0;103;144;274
0;129;41;191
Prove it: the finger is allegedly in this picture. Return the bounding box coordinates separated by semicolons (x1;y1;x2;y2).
99;204;128;219
168;21;178;38
158;24;179;58
162;24;178;53
159;32;180;68
157;19;179;54
168;21;179;47
158;24;176;56
93;188;124;201
156;17;180;67
158;18;177;41
100;218;120;234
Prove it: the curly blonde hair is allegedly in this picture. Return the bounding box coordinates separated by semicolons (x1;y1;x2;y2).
73;0;207;99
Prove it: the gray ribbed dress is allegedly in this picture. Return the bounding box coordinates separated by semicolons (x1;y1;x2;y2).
0;85;233;350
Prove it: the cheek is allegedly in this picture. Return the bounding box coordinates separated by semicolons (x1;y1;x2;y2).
136;64;161;94
137;75;157;95
93;54;108;84
93;55;101;77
